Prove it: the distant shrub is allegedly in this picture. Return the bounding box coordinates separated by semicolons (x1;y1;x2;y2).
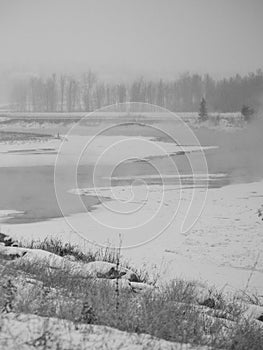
241;105;255;122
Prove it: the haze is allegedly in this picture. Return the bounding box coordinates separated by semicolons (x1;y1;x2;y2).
0;0;263;79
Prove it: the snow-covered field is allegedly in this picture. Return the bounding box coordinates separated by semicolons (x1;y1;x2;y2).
0;111;243;130
0;138;61;167
0;134;215;167
0;210;24;223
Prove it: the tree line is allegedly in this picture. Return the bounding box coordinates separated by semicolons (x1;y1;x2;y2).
9;69;263;113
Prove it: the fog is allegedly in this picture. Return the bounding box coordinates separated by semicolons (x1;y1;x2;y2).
1;0;263;104
1;1;263;344
0;0;263;79
197;116;263;183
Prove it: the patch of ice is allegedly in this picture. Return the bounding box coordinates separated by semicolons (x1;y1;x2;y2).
0;210;24;222
105;173;227;181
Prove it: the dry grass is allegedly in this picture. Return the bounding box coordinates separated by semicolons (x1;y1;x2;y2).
1;241;263;349
20;237;148;283
22;238;123;264
0;130;52;143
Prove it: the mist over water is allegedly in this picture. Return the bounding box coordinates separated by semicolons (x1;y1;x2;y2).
0;117;262;224
195;117;263;184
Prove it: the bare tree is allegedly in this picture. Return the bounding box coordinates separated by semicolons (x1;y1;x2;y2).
66;77;79;112
9;69;263;113
10;80;28;111
117;83;127;103
81;71;97;111
60;75;66;112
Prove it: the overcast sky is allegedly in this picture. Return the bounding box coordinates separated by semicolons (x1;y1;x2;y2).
0;0;263;79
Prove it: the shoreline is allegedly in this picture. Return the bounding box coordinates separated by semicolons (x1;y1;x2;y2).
1;126;263;294
2;179;263;294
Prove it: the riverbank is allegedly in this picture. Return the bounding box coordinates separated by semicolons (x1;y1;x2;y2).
1;235;263;350
1;118;262;294
2;179;263;295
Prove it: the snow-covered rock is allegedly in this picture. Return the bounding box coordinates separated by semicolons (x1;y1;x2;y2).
0;232;18;247
243;304;263;321
80;260;139;281
0;246;140;282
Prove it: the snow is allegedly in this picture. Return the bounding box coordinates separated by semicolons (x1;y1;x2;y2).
105;173;227;181
0;134;215;167
0;139;61;167
2;180;263;295
0;210;24;223
1;127;262;295
0;313;209;350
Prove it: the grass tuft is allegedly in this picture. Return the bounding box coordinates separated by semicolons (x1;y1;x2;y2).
1;240;263;349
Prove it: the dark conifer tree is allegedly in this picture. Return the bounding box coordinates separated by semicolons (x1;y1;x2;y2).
198;97;208;121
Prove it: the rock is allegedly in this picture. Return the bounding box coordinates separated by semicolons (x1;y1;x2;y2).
243;304;263;321
199;298;216;309
185;297;263;324
0;246;67;268
96;266;126;279
169;301;237;324
258;206;263;220
0;246;139;282
105;279;155;294
84;261;139;281
129;281;155;293
0;246;152;295
0;233;18;247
